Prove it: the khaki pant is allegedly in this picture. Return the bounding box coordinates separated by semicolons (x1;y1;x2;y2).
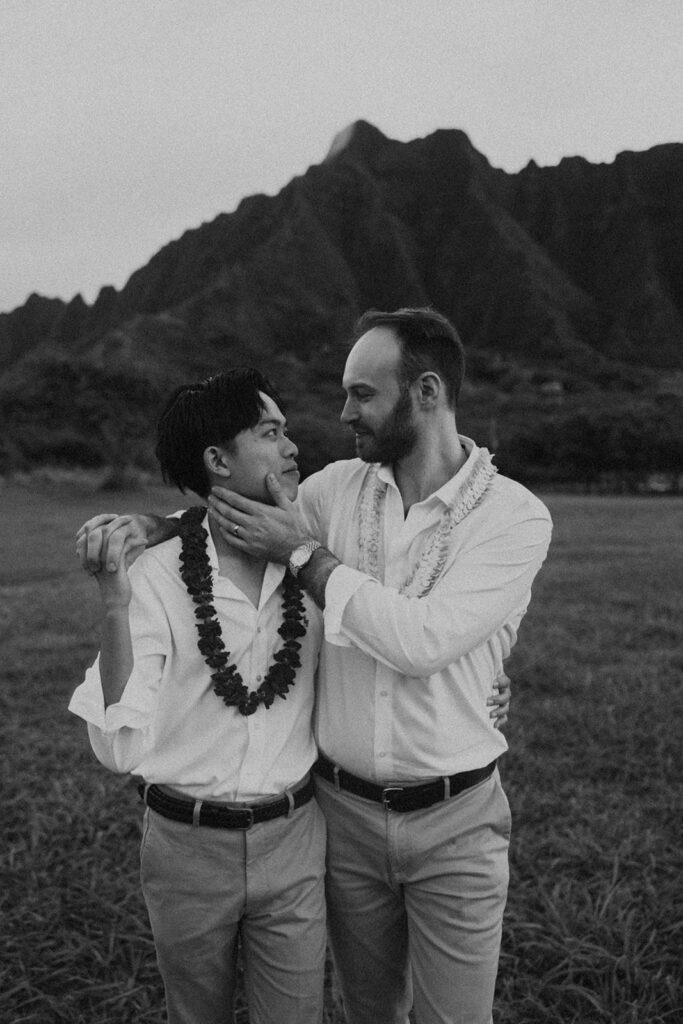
139;798;327;1024
315;769;511;1024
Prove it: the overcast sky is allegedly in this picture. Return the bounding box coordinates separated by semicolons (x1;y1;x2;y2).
2;0;681;312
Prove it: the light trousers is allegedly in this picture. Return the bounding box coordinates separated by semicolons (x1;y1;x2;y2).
315;769;511;1024
139;798;327;1024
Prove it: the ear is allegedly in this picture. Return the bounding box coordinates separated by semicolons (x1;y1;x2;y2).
203;445;231;480
416;372;441;407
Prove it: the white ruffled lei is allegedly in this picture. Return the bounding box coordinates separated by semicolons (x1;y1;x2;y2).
356;446;498;597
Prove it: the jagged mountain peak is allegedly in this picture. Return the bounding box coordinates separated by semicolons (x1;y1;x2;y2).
325;120;481;169
325;119;390;162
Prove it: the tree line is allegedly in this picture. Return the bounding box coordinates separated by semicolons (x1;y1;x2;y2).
1;356;681;493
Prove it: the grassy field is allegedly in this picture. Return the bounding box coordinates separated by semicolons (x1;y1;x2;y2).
2;480;681;1024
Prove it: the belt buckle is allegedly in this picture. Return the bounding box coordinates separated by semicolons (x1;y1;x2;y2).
381;786;404;811
233;808;254;830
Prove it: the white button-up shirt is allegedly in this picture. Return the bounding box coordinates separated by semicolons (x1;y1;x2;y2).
68;516;321;802
298;438;552;783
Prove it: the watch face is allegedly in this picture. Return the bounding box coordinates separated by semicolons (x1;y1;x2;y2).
289;542;318;574
289;546;310;574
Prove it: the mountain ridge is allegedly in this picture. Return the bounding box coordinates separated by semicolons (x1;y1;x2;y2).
1;121;681;485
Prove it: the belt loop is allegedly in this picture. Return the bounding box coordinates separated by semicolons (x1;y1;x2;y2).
143;783;151;804
333;765;341;792
442;776;450;801
285;788;295;816
192;799;203;828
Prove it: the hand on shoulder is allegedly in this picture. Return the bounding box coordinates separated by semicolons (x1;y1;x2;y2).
76;513;153;574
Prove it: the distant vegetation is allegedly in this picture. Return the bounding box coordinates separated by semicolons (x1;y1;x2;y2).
1;348;681;493
0;357;162;487
1;121;681;489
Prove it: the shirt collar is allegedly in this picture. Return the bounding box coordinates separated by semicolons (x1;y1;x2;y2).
376;435;480;510
202;512;286;606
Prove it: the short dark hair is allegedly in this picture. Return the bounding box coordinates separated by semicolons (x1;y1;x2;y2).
352;307;466;406
155;368;284;498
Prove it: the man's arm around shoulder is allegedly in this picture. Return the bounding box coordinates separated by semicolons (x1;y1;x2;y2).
76;512;180;574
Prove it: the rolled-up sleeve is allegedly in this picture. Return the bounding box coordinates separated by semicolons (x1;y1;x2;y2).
68;561;170;773
323;504;551;676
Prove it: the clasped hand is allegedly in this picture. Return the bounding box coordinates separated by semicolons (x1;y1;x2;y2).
76;513;151;574
208;474;310;563
75;513;151;608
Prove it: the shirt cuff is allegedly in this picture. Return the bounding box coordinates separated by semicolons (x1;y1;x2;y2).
68;662;154;734
323;565;378;646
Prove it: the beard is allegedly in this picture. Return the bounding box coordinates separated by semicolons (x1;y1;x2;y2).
355;387;418;464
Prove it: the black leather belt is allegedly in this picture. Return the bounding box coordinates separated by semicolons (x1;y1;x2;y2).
313;755;497;813
138;776;315;830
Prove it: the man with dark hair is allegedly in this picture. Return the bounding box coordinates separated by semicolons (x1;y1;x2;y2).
78;306;542;1024
69;369;328;1024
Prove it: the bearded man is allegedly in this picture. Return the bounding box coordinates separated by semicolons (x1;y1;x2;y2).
78;307;546;1024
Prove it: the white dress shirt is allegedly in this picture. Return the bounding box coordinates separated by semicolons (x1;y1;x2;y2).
298;438;552;783
69;515;321;802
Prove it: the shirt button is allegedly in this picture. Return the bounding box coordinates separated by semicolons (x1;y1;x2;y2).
379;751;386;758
380;690;388;697
256;675;263;682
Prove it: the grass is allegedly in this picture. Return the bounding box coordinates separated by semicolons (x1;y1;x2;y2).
1;479;681;1023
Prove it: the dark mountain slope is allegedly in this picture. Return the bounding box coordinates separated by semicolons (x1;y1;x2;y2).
1;121;681;485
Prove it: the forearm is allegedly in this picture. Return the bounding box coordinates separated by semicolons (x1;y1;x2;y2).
334;570;534;675
152;514;180;546
77;512;181;575
98;606;134;708
299;548;341;609
324;517;551;674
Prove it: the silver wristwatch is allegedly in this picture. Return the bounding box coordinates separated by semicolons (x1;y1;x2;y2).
287;540;322;577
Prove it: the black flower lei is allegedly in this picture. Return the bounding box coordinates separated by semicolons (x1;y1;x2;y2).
177;506;308;716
